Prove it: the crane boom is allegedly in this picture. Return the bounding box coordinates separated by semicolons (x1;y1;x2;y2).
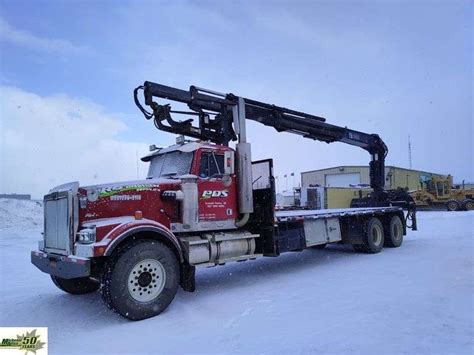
134;81;417;230
135;81;387;192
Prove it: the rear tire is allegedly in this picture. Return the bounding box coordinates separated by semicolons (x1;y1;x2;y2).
353;217;384;254
384;215;404;248
51;276;99;295
461;199;474;211
100;240;179;321
446;199;459;211
352;244;366;253
311;243;327;249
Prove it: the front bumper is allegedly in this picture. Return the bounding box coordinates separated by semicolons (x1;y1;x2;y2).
31;251;91;279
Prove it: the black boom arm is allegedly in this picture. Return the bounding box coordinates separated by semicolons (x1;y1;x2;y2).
134;81;417;229
134;81;388;192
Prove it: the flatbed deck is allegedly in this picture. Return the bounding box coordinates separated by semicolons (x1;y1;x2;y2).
275;206;403;222
272;206;406;254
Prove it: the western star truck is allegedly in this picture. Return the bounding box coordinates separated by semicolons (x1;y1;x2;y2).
31;82;417;320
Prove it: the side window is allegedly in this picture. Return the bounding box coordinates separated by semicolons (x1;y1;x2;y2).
209;154;224;176
436;182;444;196
199;152;224;178
199;154;209;178
444;182;449;193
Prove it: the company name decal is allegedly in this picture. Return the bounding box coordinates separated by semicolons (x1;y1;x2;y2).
201;190;229;199
98;184;160;198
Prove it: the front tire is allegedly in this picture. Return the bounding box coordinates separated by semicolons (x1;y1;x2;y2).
51;276;99;295
353;217;385;254
100;240;179;321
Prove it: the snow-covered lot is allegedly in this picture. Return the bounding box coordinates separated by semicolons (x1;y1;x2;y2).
0;199;473;354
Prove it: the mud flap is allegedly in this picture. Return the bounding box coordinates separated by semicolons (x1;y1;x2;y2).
180;263;196;292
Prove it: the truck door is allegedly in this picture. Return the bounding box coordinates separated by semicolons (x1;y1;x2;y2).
197;151;237;221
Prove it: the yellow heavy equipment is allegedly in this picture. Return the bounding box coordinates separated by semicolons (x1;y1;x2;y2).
410;175;474;211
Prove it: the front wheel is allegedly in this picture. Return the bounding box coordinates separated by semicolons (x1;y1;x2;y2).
51;276;99;295
100;240;179;321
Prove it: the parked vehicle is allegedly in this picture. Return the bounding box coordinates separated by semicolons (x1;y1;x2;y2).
410;176;474;211
32;82;417;320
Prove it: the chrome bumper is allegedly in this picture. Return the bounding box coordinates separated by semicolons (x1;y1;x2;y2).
31;250;91;279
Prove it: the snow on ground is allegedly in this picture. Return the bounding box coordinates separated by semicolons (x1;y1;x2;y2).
0;198;43;231
0;198;473;354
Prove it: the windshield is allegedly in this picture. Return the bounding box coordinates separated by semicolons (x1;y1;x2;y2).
147;151;194;178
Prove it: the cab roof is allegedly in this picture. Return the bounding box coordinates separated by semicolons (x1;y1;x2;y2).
141;141;227;162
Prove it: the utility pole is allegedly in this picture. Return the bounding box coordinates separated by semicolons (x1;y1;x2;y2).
408;135;413;169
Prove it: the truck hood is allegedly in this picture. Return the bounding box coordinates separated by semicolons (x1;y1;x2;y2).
81;178;179;196
75;178;182;224
49;178;180;196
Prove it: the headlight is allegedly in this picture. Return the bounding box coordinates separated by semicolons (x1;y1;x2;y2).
76;226;96;244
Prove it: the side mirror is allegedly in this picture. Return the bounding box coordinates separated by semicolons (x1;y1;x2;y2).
224;150;235;175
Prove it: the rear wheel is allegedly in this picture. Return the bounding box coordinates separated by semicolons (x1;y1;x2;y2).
462;199;474;211
446;199;459;211
384;215;404;248
353;217;384;254
51;276;99;295
100;240;179;321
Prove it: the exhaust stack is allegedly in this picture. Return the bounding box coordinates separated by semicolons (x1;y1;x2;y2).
233;97;254;215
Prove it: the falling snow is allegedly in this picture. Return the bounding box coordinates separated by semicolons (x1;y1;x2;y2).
0;199;473;354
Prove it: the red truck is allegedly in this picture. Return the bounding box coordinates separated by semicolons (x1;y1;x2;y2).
32;82;417;320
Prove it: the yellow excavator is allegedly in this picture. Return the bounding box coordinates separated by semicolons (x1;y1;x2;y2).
410;175;474;211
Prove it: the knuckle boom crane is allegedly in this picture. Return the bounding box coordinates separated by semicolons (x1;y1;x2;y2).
134;81;416;229
29;80;420;321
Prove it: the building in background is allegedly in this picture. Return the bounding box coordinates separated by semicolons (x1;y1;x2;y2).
0;194;31;200
302;165;446;191
301;166;446;209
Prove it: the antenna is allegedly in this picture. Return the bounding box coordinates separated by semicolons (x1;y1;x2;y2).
408;135;412;169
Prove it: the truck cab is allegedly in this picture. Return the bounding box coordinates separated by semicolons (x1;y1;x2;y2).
143;140;239;224
424;177;452;200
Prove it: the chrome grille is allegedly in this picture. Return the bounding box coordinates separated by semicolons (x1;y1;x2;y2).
44;189;75;255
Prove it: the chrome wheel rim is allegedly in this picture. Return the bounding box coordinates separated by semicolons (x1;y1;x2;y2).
127;259;166;303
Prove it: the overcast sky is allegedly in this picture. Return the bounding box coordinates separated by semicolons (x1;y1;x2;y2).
0;0;472;198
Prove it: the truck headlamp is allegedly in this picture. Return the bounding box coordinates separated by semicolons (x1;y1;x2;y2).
76;226;96;244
